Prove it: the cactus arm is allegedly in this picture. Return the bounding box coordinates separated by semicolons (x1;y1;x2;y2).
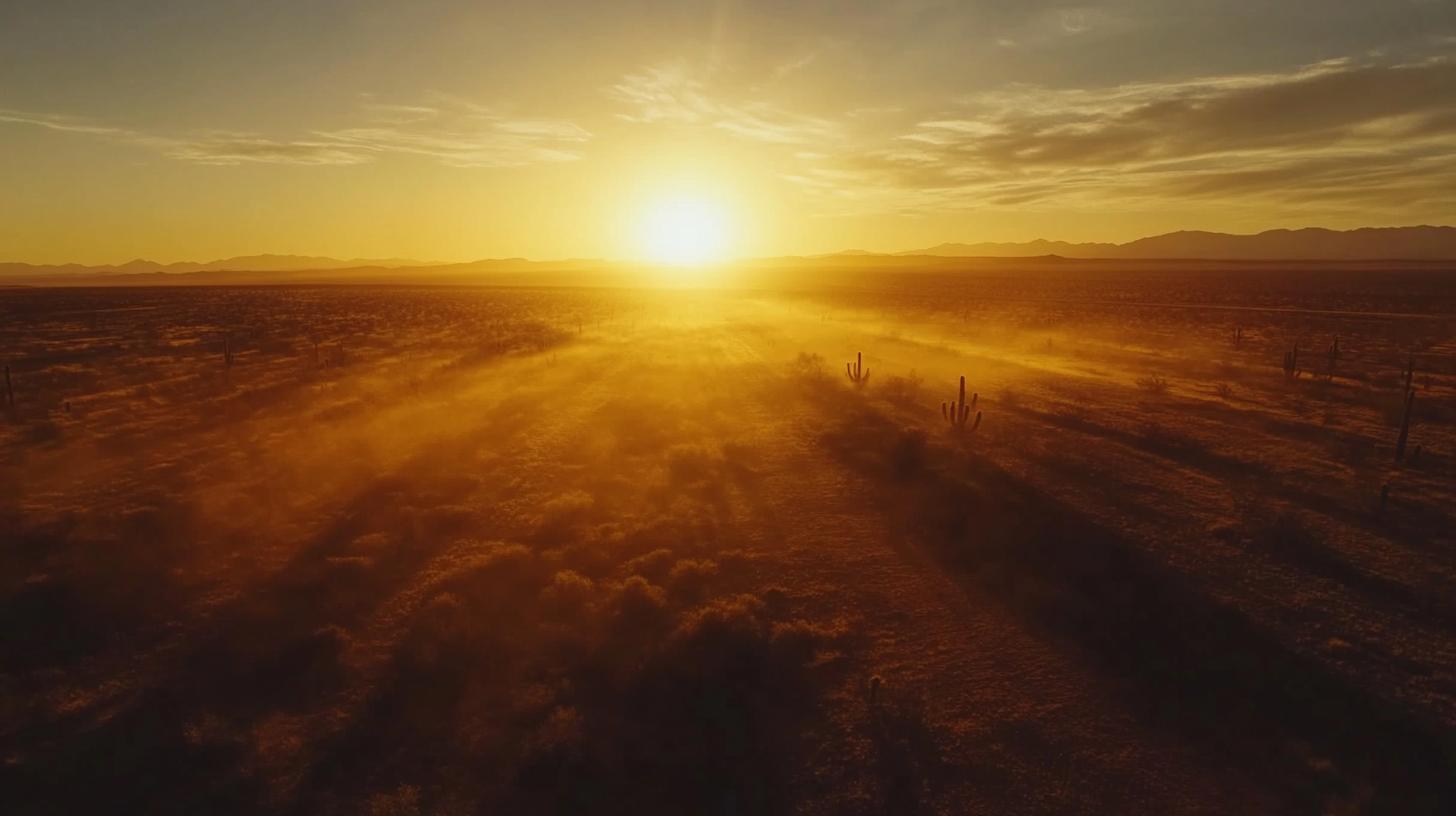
943;375;984;431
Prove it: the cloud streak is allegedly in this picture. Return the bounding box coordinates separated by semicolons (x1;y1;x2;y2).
610;64;840;146
319;98;592;168
0;98;591;168
757;53;1456;216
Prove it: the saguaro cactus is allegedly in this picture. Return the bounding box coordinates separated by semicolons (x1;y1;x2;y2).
223;335;235;369
845;351;869;387
1395;388;1415;463
1282;344;1300;379
942;375;981;431
1325;336;1340;380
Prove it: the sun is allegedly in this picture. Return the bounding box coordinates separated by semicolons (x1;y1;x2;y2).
638;195;732;266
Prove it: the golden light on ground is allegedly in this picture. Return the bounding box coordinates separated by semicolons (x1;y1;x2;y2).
637;195;733;267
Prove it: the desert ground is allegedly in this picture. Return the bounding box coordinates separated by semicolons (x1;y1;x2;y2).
2;260;1455;814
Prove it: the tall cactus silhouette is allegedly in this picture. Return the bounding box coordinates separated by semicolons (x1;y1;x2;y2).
223;334;235;369
942;375;981;432
1325;336;1339;380
1282;344;1300;379
1395;388;1415;463
845;351;869;387
1392;352;1417;463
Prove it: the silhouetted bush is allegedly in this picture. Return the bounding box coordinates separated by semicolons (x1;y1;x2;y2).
879;371;925;408
1135;374;1169;393
520;593;844;814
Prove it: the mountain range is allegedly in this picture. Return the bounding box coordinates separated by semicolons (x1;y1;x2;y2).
0;254;437;276
896;226;1456;260
4;226;1455;284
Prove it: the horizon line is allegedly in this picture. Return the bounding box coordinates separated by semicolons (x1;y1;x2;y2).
4;223;1455;269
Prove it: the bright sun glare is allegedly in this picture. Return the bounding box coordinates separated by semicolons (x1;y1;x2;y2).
639;196;731;266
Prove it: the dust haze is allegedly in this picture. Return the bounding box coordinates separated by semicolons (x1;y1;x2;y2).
3;260;1455;814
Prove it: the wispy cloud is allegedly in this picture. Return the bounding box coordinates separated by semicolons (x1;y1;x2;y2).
320;96;591;167
773;53;1456;217
0;109;131;139
0;97;591;168
1059;9;1094;35
155;133;375;166
609;64;839;146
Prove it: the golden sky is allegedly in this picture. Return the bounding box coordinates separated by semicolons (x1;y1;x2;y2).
2;1;1454;264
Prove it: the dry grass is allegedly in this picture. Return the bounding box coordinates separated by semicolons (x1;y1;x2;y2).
2;264;1454;814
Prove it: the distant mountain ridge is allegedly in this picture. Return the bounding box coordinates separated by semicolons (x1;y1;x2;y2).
0;254;435;276
902;226;1456;260
0;254;607;287
4;226;1456;284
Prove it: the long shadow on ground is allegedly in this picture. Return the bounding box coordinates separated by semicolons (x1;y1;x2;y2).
819;396;1456;814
